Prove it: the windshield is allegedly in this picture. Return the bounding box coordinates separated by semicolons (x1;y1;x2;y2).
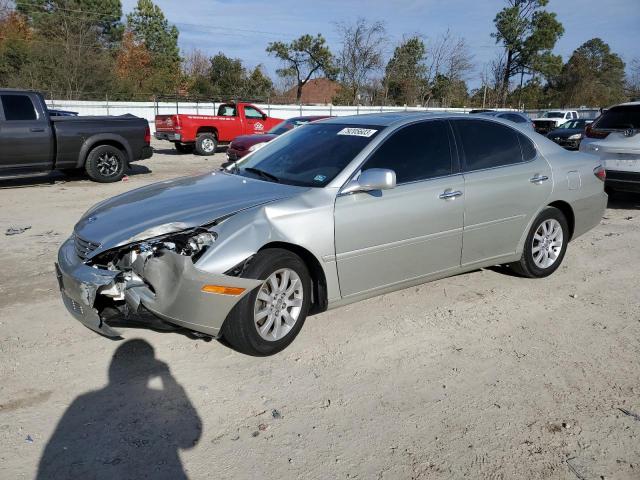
542;111;564;118
560;120;586;129
233;123;382;187
594;105;640;129
268;118;314;135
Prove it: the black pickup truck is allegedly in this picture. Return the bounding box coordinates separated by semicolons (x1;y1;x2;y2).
0;89;152;182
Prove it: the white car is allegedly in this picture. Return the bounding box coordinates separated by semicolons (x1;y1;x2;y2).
533;110;579;134
580;102;640;193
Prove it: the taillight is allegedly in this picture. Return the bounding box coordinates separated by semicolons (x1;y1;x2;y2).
144;126;151;144
594;165;606;181
173;115;181;130
585;124;609;139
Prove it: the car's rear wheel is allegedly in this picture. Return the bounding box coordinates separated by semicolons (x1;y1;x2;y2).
195;133;218;155
510;206;569;278
174;142;194;154
85;145;127;182
221;248;311;356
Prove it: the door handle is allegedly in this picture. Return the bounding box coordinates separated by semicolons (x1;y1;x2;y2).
439;190;463;200
530;174;549;184
30;127;45;132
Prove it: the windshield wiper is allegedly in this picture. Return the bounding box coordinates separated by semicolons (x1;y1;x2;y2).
244;167;280;183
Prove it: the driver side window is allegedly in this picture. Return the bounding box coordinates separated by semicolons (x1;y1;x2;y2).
244;106;264;119
363;120;453;184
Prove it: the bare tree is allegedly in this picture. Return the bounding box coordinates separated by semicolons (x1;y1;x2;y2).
182;49;210;78
628;57;640;100
421;30;474;105
335;18;386;105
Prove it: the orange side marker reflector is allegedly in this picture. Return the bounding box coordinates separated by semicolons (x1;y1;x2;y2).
201;285;246;296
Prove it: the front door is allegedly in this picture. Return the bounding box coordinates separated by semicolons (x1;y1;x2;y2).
243;105;267;134
0;92;53;171
452;118;553;266
334;120;464;298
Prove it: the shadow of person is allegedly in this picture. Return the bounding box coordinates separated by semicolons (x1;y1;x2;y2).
36;339;202;480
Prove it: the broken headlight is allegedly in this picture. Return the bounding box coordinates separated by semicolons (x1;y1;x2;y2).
89;227;218;269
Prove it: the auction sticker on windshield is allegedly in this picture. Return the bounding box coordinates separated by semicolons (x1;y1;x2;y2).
337;128;378;137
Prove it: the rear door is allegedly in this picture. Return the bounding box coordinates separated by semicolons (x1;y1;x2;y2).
0;92;53;170
452;118;552;266
334;120;464;297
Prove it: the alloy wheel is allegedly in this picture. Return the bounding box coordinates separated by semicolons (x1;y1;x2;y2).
532;218;563;269
96;152;120;177
253;268;303;341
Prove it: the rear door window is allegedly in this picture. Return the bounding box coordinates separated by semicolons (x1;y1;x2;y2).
363;120;453;184
455;119;523;171
1;94;37;121
594;105;640;129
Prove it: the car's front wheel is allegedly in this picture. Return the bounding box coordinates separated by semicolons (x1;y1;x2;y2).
221;248;311;356
510;206;569;278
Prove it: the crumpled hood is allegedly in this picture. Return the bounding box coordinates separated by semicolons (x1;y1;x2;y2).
74;172;306;254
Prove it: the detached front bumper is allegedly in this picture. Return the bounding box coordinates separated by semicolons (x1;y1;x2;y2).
56;238;262;338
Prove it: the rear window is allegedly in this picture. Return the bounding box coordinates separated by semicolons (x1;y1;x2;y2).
594;105;640;129
1;94;37;121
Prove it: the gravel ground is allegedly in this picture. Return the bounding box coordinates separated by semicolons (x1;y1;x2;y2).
0;140;638;479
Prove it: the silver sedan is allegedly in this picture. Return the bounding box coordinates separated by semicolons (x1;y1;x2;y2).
56;113;607;355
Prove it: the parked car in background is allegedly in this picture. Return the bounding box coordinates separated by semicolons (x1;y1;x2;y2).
473;110;534;129
533;110;579;134
546;119;592;150
48;108;78;117
226;115;330;162
0;89;152;182
155;102;283;156
56;113;606;355
580;102;640;193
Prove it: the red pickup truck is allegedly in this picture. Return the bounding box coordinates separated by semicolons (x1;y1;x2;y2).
155;102;283;155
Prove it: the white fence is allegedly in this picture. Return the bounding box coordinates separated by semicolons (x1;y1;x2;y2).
45;99;502;132
44;99;602;132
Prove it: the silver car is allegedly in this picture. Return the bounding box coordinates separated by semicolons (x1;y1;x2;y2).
56;113;607;355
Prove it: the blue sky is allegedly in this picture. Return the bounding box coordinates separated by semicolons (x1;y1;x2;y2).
121;0;640;90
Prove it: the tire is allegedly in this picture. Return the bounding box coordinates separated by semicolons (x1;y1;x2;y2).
195;133;218;156
85;145;127;182
221;248;312;356
510;206;569;278
174;142;194;154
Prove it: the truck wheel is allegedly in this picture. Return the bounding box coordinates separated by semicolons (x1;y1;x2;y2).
195;133;218;155
85;145;127;183
174;142;194;154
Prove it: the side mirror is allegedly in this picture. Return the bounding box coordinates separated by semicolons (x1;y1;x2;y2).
341;168;396;195
262;113;267;120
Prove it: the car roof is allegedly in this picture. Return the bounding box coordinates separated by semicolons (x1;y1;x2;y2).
320;111;467;127
479;111;526;117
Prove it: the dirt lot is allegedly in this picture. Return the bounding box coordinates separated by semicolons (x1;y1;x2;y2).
1;140;639;479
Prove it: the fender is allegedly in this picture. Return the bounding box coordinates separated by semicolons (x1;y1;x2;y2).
76;133;133;168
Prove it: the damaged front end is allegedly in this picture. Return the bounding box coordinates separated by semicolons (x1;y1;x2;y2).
55;225;262;339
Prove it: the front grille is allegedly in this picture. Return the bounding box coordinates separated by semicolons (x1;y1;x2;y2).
75;235;100;260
